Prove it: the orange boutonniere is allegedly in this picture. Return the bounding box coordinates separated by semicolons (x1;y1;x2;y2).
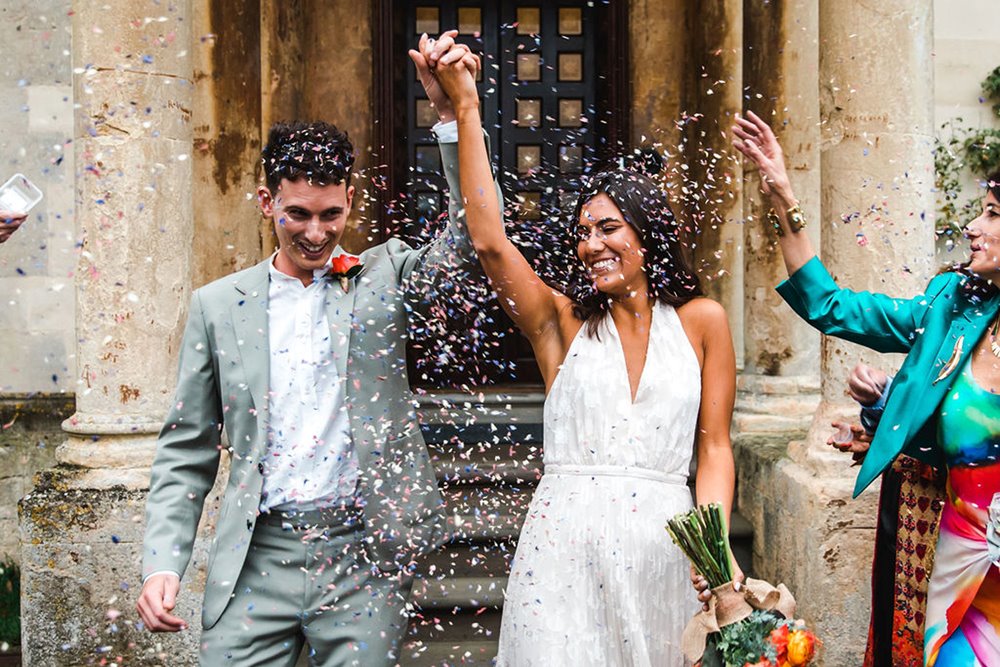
329;253;363;292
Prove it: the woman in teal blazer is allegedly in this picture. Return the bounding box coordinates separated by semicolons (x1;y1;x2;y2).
733;111;1000;667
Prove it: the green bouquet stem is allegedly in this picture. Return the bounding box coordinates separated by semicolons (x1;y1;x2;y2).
666;503;734;588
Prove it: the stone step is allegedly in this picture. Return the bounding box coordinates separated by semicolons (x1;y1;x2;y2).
432;452;543;486
419;538;514;580
407;576;505;645
412;575;506;610
407;606;503;645
424;422;544;487
400;640;498;666
421;422;544;446
440;486;532;532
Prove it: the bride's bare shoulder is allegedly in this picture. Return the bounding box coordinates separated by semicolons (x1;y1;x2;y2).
675;297;728;329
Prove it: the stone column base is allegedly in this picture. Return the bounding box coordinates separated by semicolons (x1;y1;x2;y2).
19;454;224;665
735;431;880;666
734;373;820;436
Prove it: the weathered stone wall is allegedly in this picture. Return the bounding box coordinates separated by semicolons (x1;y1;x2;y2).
301;0;376;253
191;0;265;288
735;432;880;662
0;397;70;564
20;463;226;666
0;0;76;394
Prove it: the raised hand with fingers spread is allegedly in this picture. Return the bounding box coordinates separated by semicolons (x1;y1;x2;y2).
731;111;816;276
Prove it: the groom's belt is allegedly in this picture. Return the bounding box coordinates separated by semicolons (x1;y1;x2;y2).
258;502;363;531
544;463;688;486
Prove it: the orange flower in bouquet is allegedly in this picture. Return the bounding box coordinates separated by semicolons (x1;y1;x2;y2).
785;626;818;666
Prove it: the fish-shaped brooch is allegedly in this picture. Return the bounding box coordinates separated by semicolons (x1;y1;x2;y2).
933;335;964;385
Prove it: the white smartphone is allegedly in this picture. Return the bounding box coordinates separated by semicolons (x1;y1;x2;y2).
0;173;43;214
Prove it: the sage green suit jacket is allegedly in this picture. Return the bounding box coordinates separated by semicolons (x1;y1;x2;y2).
142;137;494;629
776;256;1000;498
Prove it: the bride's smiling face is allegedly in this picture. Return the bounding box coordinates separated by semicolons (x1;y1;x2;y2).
576;193;647;296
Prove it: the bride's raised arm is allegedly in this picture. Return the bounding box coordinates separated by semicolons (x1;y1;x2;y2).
420;41;570;348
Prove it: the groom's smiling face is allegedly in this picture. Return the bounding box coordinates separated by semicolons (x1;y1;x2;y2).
259;178;355;284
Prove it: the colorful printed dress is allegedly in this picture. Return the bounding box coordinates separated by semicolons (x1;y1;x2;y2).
924;358;1000;666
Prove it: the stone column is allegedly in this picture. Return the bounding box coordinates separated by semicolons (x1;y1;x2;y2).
629;0;688;173
812;0;936;465
20;1;200;664
57;0;195;484
737;3;936;665
736;0;821;436
685;0;745;367
260;0;305;257
192;0;264;286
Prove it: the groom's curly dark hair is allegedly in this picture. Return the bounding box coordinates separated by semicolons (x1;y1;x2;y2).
260;121;356;192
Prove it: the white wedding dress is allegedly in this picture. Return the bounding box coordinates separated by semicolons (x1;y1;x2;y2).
496;303;703;666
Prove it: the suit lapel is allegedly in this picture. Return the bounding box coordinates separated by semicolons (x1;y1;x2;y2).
930;294;999;387
231;261;271;423
326;272;358;381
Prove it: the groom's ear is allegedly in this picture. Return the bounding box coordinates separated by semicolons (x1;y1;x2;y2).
258;185;275;217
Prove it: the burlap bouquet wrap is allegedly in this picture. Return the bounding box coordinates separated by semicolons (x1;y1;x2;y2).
682;577;797;662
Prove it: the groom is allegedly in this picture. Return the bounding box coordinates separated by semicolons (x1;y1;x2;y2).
136;34;489;665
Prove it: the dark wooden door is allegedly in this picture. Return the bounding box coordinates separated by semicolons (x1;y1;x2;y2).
374;1;629;387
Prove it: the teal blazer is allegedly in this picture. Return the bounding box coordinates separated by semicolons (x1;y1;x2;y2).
776;256;1000;497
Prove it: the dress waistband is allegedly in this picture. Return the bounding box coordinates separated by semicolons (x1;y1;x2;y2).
544;463;688;487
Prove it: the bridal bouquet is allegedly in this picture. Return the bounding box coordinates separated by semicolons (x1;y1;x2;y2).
667;505;819;667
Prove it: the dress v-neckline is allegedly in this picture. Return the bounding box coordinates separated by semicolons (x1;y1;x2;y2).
609;305;655;405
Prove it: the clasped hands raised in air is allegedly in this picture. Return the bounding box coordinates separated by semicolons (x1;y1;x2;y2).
408;31;481;122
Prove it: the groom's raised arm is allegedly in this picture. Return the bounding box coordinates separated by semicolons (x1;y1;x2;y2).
390;32;502;324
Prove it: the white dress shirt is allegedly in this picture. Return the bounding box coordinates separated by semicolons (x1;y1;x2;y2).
260;254;358;511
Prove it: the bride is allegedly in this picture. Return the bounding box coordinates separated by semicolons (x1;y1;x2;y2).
412;36;740;664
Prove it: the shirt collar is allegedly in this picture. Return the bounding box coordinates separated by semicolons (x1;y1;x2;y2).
268;247;344;284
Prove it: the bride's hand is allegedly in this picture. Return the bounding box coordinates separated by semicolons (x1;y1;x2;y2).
433;48;480;114
732;110;796;208
691;563;745;612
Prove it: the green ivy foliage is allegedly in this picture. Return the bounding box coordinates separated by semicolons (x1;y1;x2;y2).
935;66;1000;232
0;557;18;648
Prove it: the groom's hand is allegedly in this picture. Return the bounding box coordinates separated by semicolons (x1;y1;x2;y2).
409;30;480;123
136;573;187;632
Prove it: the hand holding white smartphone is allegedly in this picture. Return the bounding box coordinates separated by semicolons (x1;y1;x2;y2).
0;173;43;216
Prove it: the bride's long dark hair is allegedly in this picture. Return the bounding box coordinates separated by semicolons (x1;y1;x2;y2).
567;154;703;336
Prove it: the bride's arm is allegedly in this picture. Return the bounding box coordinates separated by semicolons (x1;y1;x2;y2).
681;299;740;604
685;299;736;524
